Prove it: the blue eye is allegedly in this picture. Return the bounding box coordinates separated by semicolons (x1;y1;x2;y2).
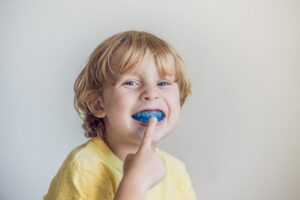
123;80;140;87
158;81;171;87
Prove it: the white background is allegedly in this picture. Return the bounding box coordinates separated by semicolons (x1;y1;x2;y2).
1;0;300;199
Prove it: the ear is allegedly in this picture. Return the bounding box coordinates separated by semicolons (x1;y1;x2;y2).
86;98;106;118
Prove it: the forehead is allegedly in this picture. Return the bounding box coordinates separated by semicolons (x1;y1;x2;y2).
121;55;176;77
106;47;180;86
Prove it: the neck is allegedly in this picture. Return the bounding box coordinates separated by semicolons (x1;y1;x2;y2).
103;133;140;162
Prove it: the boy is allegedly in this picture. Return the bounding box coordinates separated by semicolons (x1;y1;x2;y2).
44;30;196;199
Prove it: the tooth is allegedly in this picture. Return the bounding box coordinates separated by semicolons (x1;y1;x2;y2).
157;112;161;118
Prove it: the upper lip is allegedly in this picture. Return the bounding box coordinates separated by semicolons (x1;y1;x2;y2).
132;108;166;116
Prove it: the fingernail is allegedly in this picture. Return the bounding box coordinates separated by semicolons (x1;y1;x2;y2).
151;117;157;122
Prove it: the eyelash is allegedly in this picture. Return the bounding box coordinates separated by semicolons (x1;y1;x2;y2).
158;81;171;86
123;80;171;87
123;81;139;86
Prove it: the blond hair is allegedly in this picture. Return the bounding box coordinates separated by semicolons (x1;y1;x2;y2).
74;30;191;138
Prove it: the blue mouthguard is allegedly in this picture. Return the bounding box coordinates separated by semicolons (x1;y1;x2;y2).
132;111;164;123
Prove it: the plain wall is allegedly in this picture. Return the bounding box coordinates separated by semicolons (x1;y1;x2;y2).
1;0;300;199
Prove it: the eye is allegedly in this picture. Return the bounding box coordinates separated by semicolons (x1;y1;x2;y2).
122;80;140;88
158;80;171;87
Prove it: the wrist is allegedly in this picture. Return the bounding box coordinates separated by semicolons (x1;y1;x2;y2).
114;177;146;200
121;175;147;195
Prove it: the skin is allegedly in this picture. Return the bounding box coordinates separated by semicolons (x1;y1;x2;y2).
87;55;182;198
114;117;166;200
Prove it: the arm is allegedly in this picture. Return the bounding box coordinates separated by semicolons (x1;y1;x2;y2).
113;177;146;200
113;117;166;200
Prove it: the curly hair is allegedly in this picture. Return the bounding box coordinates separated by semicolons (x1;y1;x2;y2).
74;30;192;138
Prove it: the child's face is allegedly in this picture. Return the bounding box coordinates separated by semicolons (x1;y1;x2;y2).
100;56;181;145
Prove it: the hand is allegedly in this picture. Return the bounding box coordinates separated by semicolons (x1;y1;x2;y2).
122;117;167;194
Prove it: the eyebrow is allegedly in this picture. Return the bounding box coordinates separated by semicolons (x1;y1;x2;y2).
118;73;175;80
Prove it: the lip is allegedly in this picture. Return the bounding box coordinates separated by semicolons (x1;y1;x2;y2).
131;108;166;117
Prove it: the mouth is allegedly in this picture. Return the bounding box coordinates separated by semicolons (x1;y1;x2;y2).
131;109;166;123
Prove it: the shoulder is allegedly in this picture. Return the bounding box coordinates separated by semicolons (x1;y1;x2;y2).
60;138;119;177
156;148;186;171
55;141;96;175
44;139;118;199
54;140;112;181
156;148;197;199
64;140;101;166
50;138;121;189
156;148;190;183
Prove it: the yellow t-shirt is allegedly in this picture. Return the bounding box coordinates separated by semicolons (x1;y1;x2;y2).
44;137;196;200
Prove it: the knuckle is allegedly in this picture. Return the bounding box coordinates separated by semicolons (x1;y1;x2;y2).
125;154;133;161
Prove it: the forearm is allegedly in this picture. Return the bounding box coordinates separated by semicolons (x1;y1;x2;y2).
114;178;146;200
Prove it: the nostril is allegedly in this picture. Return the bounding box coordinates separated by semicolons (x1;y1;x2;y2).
140;89;159;101
143;96;159;101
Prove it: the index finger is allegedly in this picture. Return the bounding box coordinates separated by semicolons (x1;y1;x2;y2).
140;116;157;149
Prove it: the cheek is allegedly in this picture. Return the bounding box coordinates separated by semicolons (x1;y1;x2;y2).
164;95;181;118
167;88;181;106
170;101;181;120
167;90;181;120
108;94;136;114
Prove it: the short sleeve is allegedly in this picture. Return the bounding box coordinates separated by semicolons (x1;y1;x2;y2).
179;164;197;200
44;159;117;200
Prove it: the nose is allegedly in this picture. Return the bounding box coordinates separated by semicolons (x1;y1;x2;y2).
140;86;160;101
